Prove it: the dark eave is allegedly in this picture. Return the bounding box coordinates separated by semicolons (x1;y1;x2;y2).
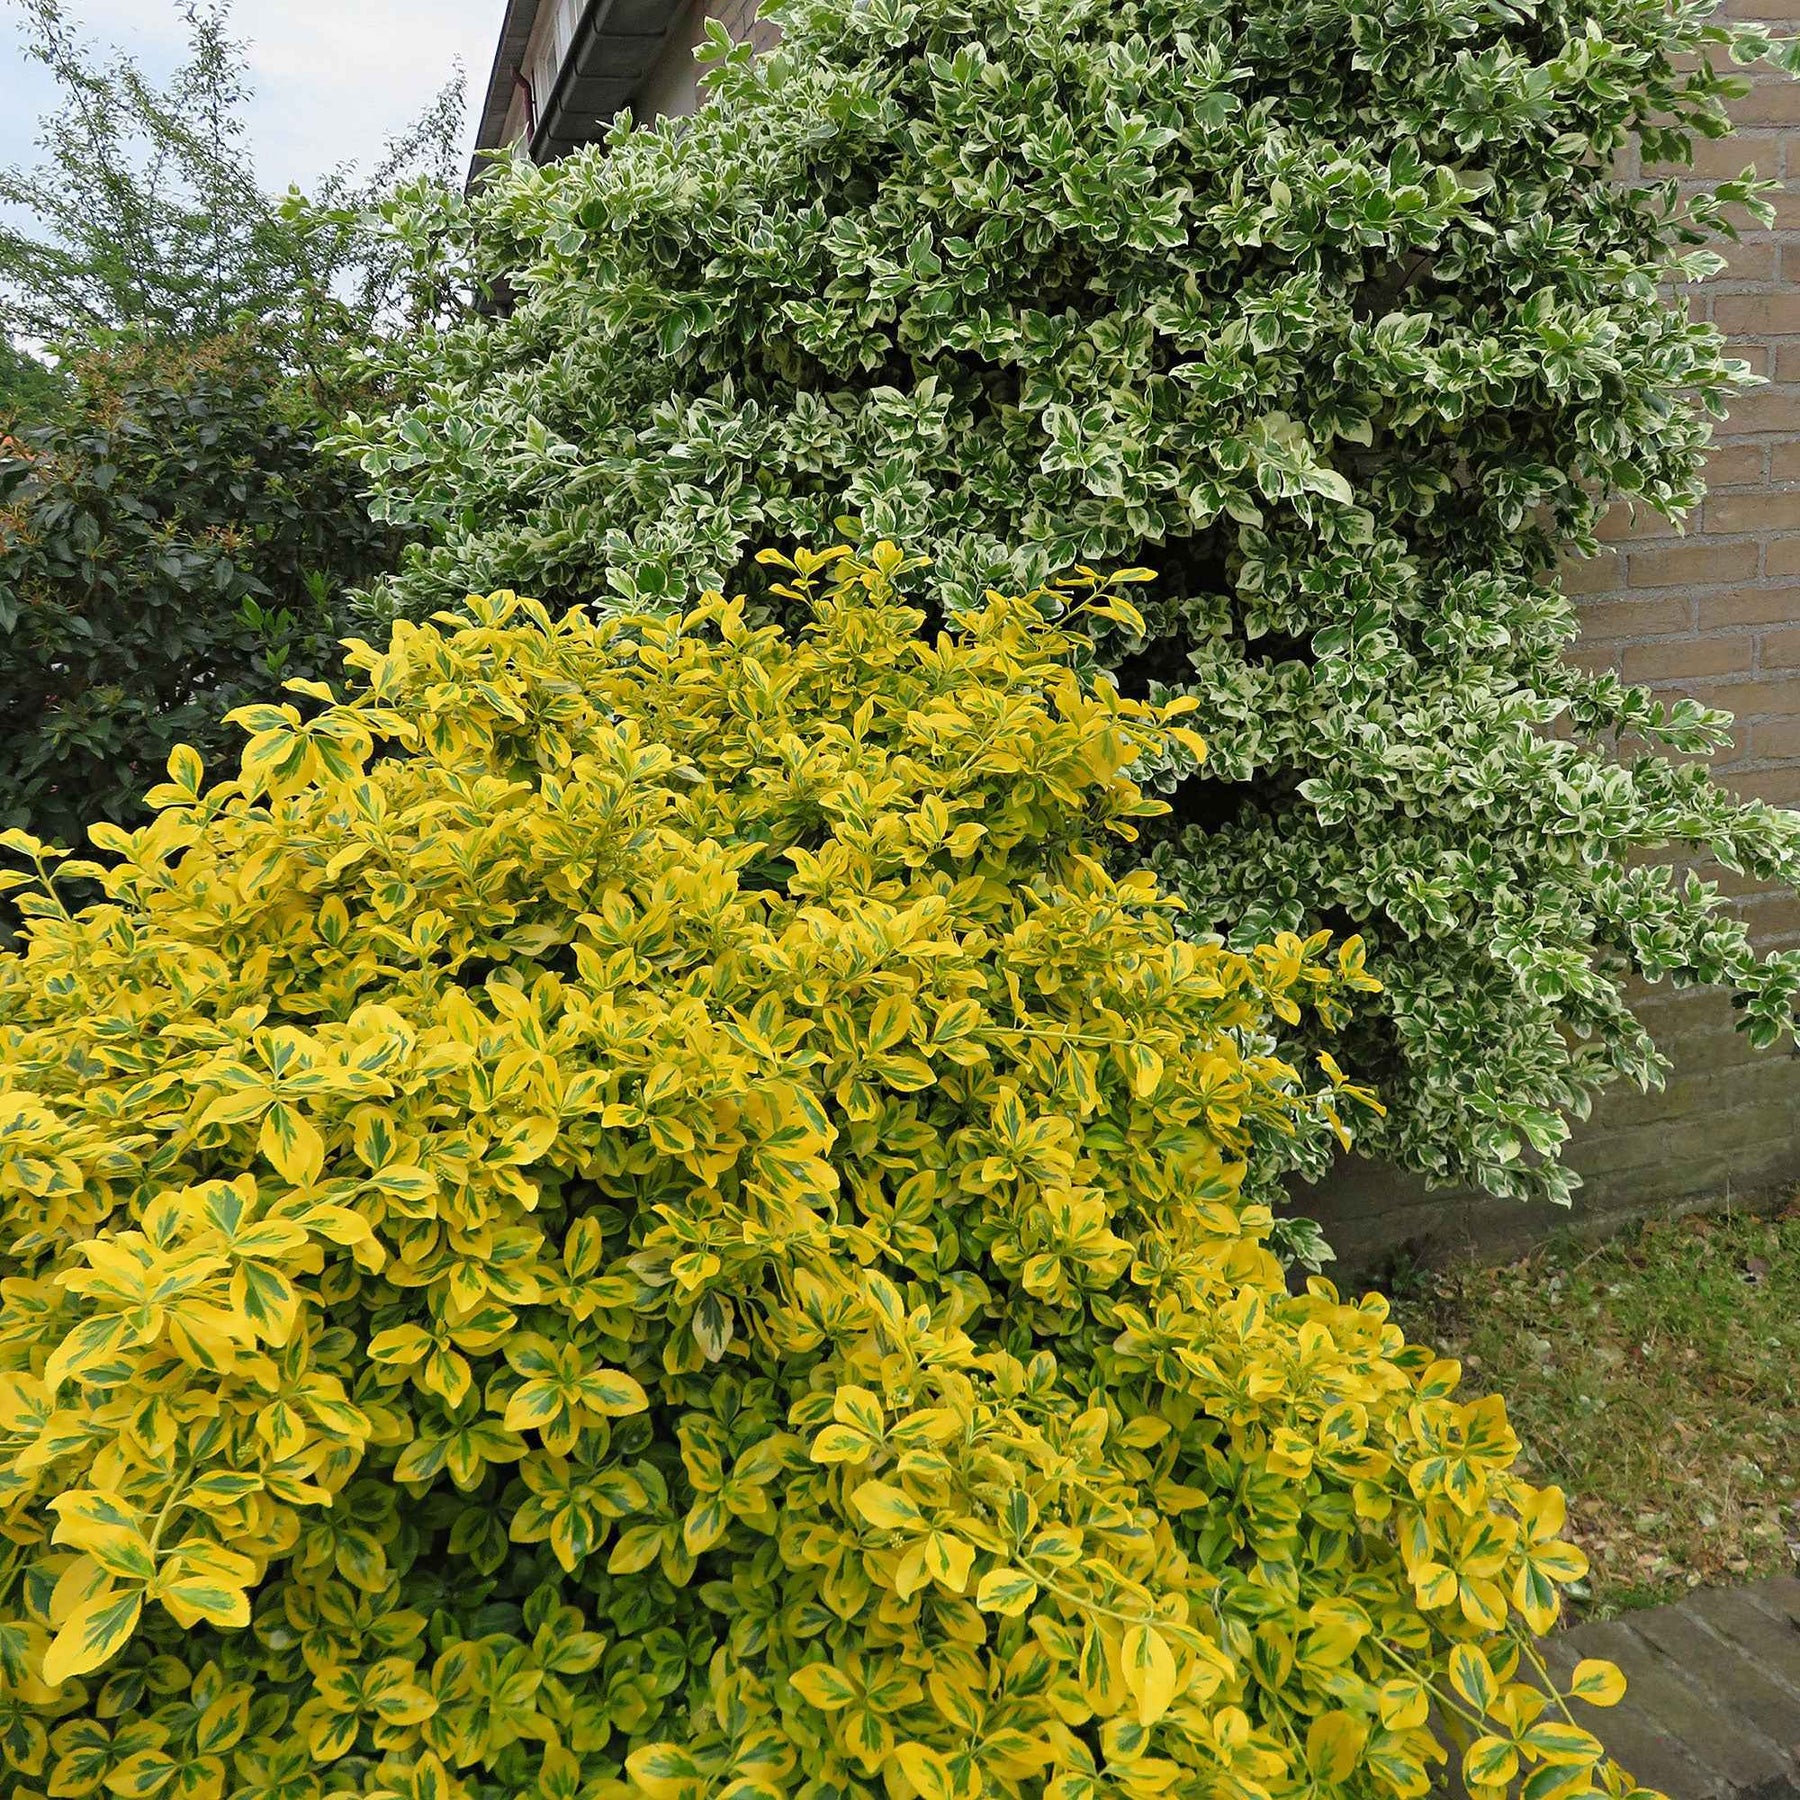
473;0;543;161
472;0;692;181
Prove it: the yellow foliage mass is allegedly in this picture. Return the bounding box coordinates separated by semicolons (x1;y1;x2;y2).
0;547;1640;1800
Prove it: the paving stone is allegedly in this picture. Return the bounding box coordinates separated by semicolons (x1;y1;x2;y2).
1750;1577;1800;1632
1531;1628;1729;1795
1431;1584;1800;1797
1564;1618;1799;1795
1588;1710;1731;1799
1629;1602;1800;1761
1686;1588;1800;1695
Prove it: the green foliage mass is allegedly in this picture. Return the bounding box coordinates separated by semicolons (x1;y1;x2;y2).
0;549;1644;1800
341;0;1800;1206
0;0;465;391
0;0;469;881
0;336;399;857
0;341;64;429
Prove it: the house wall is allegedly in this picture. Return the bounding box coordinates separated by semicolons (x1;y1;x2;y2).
633;0;779;119
633;3;710;120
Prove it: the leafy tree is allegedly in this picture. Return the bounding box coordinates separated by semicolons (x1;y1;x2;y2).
0;547;1641;1800
0;0;466;878
0;0;465;417
0;334;399;855
0;338;62;422
342;0;1800;1208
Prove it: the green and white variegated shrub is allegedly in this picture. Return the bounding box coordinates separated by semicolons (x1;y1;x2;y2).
338;0;1800;1208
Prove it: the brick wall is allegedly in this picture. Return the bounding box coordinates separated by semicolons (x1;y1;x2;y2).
1571;44;1800;816
707;0;779;55
1304;14;1800;1271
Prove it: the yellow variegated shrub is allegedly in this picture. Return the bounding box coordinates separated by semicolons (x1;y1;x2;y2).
0;546;1642;1800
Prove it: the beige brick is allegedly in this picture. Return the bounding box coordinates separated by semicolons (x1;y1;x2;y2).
1595;502;1680;542
1690;865;1787;904
1769;536;1800;576
1704;488;1800;533
1563;639;1621;678
1652;1025;1778;1078
1623;635;1755;683
1578;595;1694;640
1735;344;1774;379
1777;343;1800;383
1736;888;1800;932
1771;441;1800;484
1738;900;1800;952
1684;675;1800;717
1700;584;1800;627
1724;765;1800;803
1758;625;1800;666
1704;442;1768;488
1720;388;1800;435
1627;976;1737;1019
1750;716;1800;759
1558;550;1623;596
1627;541;1761;586
1734;78;1800;126
1716;240;1780;285
1645;131;1781;179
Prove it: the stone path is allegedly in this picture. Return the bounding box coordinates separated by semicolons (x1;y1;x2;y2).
1540;1577;1800;1798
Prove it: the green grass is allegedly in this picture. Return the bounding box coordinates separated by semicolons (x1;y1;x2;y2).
1387;1201;1800;1620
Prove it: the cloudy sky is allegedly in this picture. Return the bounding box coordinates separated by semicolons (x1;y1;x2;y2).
0;0;501;193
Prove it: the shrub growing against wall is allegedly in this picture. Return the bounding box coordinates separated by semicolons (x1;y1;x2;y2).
0;336;398;856
0;550;1637;1800
344;0;1800;1206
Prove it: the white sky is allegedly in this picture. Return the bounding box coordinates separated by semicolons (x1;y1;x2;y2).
0;0;502;192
